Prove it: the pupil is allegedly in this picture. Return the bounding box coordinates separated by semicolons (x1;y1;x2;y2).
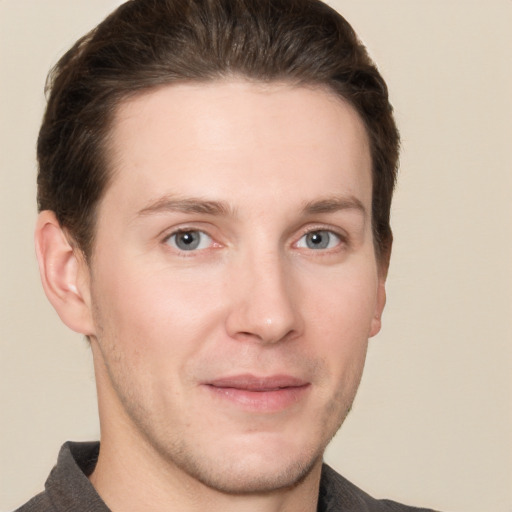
182;233;195;244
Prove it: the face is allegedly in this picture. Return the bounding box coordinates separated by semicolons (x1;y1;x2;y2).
84;81;386;494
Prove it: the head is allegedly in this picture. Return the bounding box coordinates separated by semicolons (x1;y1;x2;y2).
35;0;399;502
37;0;398;264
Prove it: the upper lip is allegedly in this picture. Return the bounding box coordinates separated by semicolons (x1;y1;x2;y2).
206;374;309;391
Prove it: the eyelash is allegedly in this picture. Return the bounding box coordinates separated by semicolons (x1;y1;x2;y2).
294;227;347;252
164;228;216;252
161;226;348;254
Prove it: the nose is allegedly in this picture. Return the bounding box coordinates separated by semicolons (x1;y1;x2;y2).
225;251;303;345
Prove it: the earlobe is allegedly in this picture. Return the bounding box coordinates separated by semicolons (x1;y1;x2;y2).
370;243;391;338
369;280;386;337
369;263;389;338
35;211;95;335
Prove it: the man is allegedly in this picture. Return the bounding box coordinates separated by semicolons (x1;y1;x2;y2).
17;0;439;511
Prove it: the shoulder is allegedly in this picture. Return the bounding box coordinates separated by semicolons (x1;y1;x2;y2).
13;492;54;512
13;441;107;512
319;464;442;512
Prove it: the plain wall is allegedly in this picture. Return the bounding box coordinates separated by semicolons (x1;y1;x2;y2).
1;1;511;511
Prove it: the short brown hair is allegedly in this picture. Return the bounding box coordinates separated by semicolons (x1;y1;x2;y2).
37;0;399;261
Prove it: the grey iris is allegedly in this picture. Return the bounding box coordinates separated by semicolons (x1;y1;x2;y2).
175;231;201;250
306;231;330;249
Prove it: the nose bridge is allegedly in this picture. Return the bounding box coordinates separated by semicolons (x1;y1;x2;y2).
226;244;302;344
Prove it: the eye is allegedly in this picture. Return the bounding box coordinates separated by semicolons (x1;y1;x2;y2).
166;230;213;251
296;230;342;250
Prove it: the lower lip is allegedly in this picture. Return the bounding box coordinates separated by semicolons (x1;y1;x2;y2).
204;384;310;413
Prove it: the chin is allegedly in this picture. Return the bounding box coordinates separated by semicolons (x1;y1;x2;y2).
174;449;324;495
133;384;353;495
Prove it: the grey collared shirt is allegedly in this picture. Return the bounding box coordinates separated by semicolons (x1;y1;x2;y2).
15;442;440;512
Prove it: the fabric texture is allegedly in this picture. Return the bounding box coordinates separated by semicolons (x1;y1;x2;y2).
15;442;440;512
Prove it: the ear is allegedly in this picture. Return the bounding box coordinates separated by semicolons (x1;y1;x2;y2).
369;275;387;338
35;211;95;335
369;245;391;338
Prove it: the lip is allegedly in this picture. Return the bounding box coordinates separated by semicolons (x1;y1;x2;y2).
203;374;310;412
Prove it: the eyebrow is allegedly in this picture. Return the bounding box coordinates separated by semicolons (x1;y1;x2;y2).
136;194;366;219
137;196;235;217
302;196;367;217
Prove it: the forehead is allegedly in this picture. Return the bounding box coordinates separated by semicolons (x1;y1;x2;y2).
103;80;372;217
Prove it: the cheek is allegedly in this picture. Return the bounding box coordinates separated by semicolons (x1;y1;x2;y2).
305;261;379;334
303;262;378;371
91;259;225;363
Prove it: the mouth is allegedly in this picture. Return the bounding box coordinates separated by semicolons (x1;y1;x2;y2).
203;374;311;412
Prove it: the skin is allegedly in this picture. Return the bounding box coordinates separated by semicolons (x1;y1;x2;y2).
36;80;387;512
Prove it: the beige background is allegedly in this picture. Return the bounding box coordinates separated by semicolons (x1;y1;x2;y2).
1;1;511;511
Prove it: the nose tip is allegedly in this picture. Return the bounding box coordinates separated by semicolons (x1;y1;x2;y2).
225;258;303;345
228;307;300;345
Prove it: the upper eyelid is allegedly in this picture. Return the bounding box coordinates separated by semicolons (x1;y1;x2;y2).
164;227;209;238
166;227;207;236
160;223;217;241
158;223;349;247
291;226;351;254
163;227;213;242
295;229;343;244
164;229;217;254
294;225;348;242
